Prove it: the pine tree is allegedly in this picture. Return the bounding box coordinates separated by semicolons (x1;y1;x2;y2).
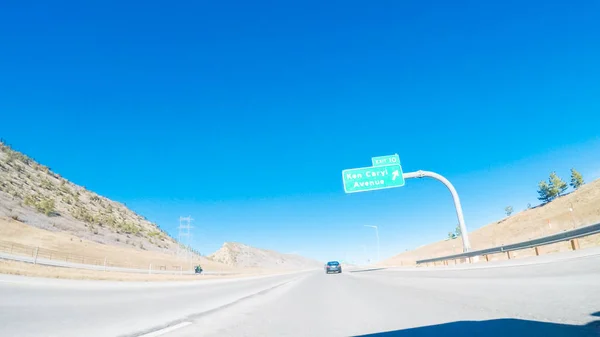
537;180;553;203
549;172;568;196
570;168;584;190
505;206;513;216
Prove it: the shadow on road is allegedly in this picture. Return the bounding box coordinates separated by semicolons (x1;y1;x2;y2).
353;318;600;337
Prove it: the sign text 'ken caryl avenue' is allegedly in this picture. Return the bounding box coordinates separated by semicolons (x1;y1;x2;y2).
342;154;405;193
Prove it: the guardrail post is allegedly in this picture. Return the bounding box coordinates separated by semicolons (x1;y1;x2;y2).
34;247;39;264
506;251;511;260
534;247;540;256
484;255;489;262
570;239;580;250
149;264;152;275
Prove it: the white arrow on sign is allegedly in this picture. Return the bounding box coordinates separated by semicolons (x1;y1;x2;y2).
392;170;399;181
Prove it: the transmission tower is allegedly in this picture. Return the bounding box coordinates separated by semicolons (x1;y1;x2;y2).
177;216;193;260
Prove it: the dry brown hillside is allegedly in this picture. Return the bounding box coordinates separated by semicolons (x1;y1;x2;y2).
209;242;322;270
383;178;600;266
0;217;232;272
0;141;315;277
0;141;180;254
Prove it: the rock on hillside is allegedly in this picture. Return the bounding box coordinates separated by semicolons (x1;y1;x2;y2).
208;242;322;270
0;141;180;254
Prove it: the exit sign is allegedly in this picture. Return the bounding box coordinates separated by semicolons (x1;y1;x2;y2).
372;154;400;167
342;164;405;194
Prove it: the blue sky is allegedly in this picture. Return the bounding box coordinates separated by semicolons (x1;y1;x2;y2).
1;1;599;263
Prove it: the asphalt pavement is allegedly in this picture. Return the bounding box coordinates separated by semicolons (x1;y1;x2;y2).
1;252;599;337
0;272;306;337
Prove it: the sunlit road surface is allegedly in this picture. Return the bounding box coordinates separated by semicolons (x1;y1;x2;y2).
1;253;599;337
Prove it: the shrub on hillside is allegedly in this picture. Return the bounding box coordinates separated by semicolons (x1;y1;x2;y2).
148;230;162;238
24;195;37;207
40;179;54;190
73;207;96;223
39;198;55;216
25;196;56;216
59;184;71;195
118;222;141;235
103;215;117;227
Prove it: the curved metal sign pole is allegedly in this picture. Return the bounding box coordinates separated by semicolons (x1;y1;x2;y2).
403;170;472;252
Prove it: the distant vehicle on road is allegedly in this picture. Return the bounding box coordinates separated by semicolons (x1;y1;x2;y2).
325;261;342;274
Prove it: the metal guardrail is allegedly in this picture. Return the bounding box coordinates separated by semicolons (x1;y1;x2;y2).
416;222;600;265
0;251;237;276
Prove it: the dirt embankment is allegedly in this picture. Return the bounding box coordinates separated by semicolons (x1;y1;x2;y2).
0;142;318;280
383;179;600;266
210;242;322;270
0;217;237;272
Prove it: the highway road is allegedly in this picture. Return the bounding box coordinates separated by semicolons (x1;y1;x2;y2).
1;253;599;337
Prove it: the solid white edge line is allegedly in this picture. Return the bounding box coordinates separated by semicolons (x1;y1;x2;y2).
138;322;192;337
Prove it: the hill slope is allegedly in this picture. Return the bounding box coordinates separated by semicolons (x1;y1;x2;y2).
0;141;180;254
0;216;233;273
209;242;322;270
0;141;319;275
383;178;600;265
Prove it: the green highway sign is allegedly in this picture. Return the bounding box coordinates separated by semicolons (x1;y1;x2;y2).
342;164;405;194
372;154;400;167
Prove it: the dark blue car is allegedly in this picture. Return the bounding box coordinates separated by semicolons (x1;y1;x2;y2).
325;261;342;274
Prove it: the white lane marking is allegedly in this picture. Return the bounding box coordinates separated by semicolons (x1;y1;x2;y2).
0;278;51;286
138;322;192;337
0;280;22;284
